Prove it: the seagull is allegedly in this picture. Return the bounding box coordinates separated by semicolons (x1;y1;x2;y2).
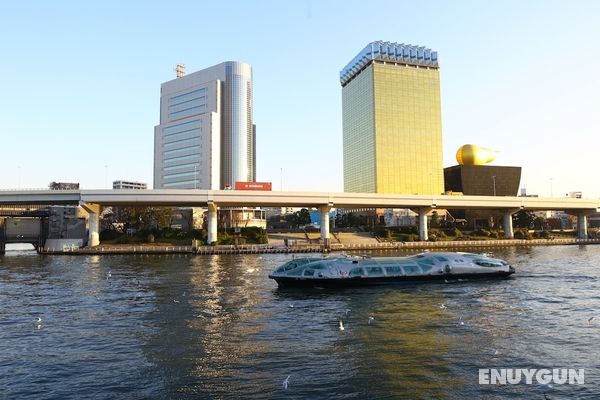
173;299;180;303
439;304;447;310
458;317;465;326
368;316;375;325
289;303;294;308
493;349;499;356
36;317;42;323
588;316;595;325
282;375;290;390
345;308;351;315
106;271;112;279
339;320;345;331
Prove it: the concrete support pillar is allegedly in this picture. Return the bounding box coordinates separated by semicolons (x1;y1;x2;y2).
80;202;101;247
207;202;218;245
503;211;515;239
418;209;429;241
577;213;588;239
0;242;5;255
320;205;331;248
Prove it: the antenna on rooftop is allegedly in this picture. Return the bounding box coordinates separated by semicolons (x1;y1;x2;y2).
175;64;186;78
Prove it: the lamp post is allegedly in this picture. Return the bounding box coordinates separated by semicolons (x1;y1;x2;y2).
492;176;497;196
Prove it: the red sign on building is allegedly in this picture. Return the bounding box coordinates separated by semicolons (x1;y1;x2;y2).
234;181;272;191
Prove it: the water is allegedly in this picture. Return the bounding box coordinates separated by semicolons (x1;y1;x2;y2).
1;246;599;399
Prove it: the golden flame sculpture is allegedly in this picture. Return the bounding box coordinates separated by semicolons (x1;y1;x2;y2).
456;144;498;165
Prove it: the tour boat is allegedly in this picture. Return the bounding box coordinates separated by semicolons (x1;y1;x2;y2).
269;252;515;287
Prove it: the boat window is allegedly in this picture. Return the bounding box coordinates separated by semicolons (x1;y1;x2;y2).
475;260;501;267
418;264;433;273
288;268;305;276
365;266;384;276
385;266;402;275
403;265;421;275
308;262;327;270
349;267;364;277
303;269;315;277
434;256;449;262
417;258;435;265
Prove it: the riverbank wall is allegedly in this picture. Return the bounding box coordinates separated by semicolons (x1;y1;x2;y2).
36;237;600;255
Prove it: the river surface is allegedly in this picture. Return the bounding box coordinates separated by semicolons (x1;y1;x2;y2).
1;245;599;399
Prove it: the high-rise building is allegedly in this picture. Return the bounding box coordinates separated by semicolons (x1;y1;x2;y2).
112;180;147;190
154;62;255;189
340;41;444;194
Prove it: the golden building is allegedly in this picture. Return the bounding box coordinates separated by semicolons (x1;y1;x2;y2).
341;41;443;194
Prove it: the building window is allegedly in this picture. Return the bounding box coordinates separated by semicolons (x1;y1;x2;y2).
169;88;207;102
163;179;199;187
163;119;201;134
163;136;200;148
163;128;201;140
163;171;198;180
162;162;201;171
164;153;200;163
169;96;207;110
168;105;207;118
163;145;201;156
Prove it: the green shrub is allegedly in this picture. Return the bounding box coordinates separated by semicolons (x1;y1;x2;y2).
444;227;463;238
514;229;532;240
100;229;120;241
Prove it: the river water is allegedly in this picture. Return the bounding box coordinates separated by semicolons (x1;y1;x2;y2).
1;245;599;399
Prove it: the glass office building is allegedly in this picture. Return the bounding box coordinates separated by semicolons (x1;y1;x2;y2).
341;41;444;195
153;62;255;189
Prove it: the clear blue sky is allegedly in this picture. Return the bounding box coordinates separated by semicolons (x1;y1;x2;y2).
1;0;599;197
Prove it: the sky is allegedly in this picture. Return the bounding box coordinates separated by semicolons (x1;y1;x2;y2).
1;0;599;197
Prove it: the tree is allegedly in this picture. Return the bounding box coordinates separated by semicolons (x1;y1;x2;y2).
296;208;311;226
112;206;173;233
513;210;534;229
430;211;441;228
533;216;546;231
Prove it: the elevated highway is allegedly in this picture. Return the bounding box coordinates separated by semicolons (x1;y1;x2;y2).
0;189;598;246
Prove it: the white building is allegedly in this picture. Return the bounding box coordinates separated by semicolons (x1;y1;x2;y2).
153;62;255;189
112;180;147;190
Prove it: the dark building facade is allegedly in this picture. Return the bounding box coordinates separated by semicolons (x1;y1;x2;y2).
444;165;522;229
444;165;521;196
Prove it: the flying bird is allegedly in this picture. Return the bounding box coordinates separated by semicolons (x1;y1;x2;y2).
282;375;290;390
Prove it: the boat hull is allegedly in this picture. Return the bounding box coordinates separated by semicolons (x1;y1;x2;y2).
271;270;515;288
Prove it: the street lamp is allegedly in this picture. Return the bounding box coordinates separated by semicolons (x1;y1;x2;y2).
492;176;496;196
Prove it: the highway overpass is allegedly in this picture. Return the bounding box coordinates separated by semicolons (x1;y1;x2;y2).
0;189;598;246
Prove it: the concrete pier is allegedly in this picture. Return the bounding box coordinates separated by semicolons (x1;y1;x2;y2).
80;203;101;247
418;208;429;241
207;202;218;244
577;213;588;239
503;209;520;239
320;205;331;248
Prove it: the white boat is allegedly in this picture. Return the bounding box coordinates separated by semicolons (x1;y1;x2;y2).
269;252;515;287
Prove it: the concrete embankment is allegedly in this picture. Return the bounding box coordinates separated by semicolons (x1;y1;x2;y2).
37;237;600;255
